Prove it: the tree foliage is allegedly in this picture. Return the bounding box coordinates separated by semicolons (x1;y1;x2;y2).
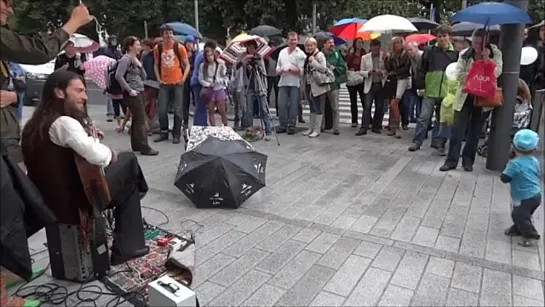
10;0;545;44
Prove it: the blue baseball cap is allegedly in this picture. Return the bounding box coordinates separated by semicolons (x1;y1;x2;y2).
513;129;539;152
185;35;196;43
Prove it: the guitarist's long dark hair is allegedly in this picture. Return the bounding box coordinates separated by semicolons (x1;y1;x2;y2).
22;70;89;147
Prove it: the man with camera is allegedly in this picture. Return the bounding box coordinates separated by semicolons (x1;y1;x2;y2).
233;40;272;140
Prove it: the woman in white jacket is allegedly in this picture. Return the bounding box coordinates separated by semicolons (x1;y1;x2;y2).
440;29;503;172
301;37;331;138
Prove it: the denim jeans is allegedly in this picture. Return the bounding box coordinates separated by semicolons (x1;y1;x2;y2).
245;89;272;135
405;90;421;121
445;96;485;167
16;92;24;120
106;98;114;116
158;84;184;137
362;83;385;129
277;86;300;128
232;91;245;127
413;97;445;145
305;84;325;114
191;84;207;126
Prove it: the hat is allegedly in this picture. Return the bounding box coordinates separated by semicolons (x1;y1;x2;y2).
185;35;196;43
513;129;539;152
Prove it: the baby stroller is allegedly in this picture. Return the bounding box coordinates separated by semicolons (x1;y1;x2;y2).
478;79;533;157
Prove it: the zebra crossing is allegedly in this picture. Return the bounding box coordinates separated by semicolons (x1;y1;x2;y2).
268;84;398;126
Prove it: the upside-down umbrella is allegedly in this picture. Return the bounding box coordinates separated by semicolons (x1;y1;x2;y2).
405;33;436;45
82;56;115;89
174;126;267;209
451;22;500;37
70;33;100;53
358;14;418;33
249;25;282;38
164;22;202;38
408;17;439;31
329;17;379;40
220;34;273;64
452;2;532;26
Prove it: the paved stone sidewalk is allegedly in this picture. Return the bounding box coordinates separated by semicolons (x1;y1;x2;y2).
17;106;544;306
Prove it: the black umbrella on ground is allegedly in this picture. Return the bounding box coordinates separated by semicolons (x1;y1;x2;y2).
408;17;439;31
174;137;267;209
249;25;282;37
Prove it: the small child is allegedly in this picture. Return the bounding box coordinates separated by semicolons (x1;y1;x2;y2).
502;129;542;247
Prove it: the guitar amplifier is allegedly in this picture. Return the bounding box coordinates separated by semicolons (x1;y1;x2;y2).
45;218;110;283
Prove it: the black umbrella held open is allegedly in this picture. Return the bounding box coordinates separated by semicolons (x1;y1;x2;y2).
249;25;282;38
174;137;267;209
408;17;439;31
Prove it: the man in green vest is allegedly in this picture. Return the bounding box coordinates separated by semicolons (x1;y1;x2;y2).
322;38;347;135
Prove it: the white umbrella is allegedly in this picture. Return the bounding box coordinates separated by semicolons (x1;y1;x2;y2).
520;46;538;66
358;15;418;33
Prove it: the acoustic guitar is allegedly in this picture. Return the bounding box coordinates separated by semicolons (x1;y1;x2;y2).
74;119;111;208
73;118;111;278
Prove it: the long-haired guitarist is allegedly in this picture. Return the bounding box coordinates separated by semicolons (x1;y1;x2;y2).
21;70;149;265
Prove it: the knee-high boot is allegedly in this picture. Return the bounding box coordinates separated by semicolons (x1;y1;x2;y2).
110;189;149;265
309;114;322;138
302;113;315;136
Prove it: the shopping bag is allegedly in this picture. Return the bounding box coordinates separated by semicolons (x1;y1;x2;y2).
463;59;497;101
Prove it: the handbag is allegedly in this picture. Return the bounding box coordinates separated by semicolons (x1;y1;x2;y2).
346;71;364;86
473;87;503;108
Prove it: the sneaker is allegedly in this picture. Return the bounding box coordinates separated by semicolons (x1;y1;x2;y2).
264;135;271;141
154;134;168;143
437;147;446;156
439;164;456;172
141;149;159;156
351;123;358;128
287;127;295;135
408;143;420;152
106;115;114;122
355;128;367;136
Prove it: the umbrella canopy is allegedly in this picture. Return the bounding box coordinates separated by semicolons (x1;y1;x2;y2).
452;2;532;26
82;56;115;89
359;15;418;33
249;25;282;37
70;33;100;53
175;128;267;209
451;22;500;37
315;32;346;46
329;18;379;40
220;34;273;64
405;33;436;45
529;20;544;29
269;43;305;60
408;17;440;31
164;22;202;38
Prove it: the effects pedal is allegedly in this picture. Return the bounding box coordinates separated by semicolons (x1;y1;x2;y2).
148;275;197;307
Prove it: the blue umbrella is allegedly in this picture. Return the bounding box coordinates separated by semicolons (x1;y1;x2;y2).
334;18;368;26
164;22;202;38
452;2;532;26
451;22;501;37
315;32;346;46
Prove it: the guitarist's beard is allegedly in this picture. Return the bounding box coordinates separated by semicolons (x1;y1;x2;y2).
63;97;89;126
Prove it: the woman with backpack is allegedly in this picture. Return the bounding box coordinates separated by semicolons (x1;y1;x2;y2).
198;47;229;126
115;36;158;156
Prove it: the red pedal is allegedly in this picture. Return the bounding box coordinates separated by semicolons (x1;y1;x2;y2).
157;237;170;247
